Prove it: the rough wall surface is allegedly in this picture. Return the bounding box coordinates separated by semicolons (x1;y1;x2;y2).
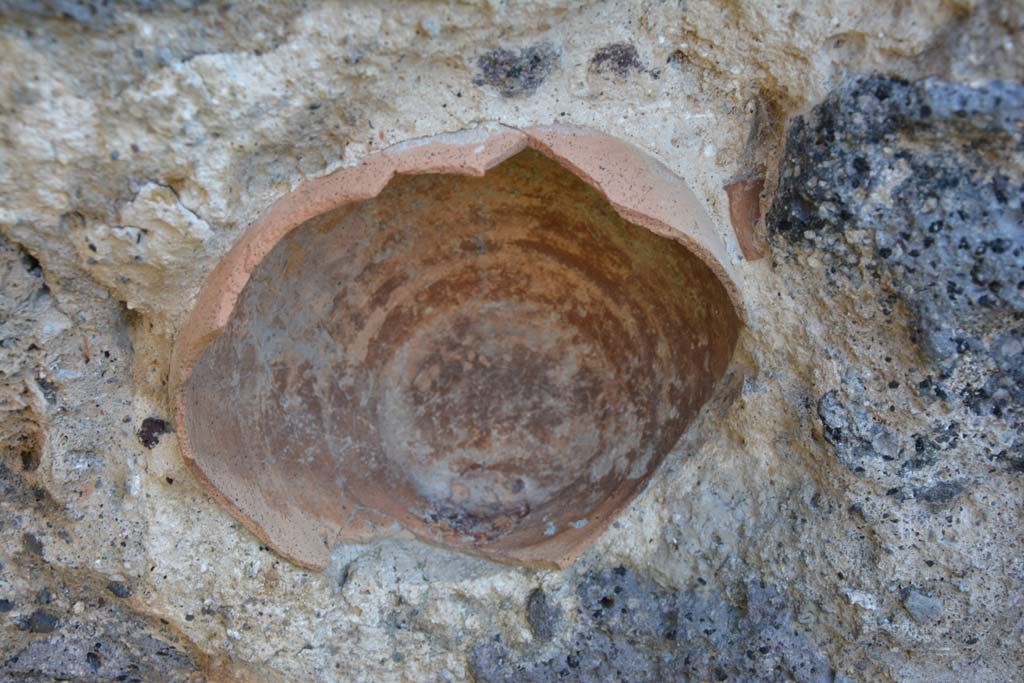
0;1;1021;682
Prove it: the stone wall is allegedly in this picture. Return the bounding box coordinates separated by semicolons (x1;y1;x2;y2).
0;1;1021;681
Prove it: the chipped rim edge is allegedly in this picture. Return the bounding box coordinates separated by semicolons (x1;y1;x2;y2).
169;122;747;570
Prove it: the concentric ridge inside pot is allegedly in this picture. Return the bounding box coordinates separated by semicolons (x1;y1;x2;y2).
172;126;743;569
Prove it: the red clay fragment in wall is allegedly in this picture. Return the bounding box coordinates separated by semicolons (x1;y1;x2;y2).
170;124;746;570
725;175;769;261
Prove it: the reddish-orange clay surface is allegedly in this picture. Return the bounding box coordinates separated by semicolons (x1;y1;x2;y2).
171;125;744;569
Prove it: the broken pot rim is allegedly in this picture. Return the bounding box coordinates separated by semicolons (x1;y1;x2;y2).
170;121;747;570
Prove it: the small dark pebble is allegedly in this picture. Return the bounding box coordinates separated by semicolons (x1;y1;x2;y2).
107;582;131;599
138;417;172;449
589;42;645;77
525;589;560;641
22;532;44;556
916;481;965;504
24;610;59;633
474;43;559;98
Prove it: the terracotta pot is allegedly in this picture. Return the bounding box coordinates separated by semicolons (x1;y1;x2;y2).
171;124;744;569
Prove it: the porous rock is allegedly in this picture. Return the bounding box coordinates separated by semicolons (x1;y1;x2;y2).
1;2;1022;682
